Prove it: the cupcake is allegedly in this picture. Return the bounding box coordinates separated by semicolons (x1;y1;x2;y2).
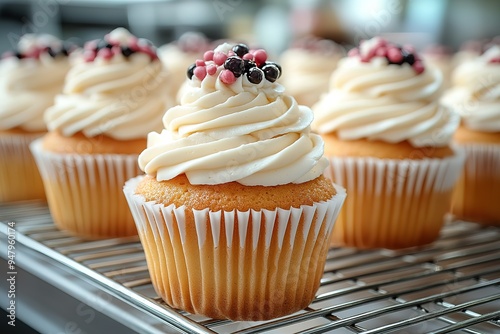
30;27;174;239
158;31;211;101
123;43;346;320
312;37;465;249
279;35;344;107
442;45;500;225
0;34;74;202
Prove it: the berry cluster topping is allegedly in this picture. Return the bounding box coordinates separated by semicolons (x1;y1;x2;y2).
187;43;282;85
176;31;211;53
1;34;76;60
348;37;425;74
290;35;344;55
82;28;158;62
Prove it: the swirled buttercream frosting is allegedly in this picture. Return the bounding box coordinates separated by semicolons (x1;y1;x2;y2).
441;45;500;132
0;34;75;131
44;28;173;140
312;37;459;147
138;43;328;186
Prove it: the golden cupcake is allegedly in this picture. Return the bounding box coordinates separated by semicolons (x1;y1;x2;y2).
0;34;74;202
312;37;465;249
442;45;500;225
31;27;174;238
123;43;346;320
279;35;344;107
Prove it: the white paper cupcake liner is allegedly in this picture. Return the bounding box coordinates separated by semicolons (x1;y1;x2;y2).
30;138;141;238
0;132;46;202
123;175;346;320
451;143;500;224
324;149;465;249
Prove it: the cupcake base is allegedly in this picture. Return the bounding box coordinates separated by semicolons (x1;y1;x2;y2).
325;150;465;249
451;143;500;225
124;175;346;321
31;139;141;239
0;129;46;202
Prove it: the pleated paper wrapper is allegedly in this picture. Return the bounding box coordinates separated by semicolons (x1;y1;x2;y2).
451;143;500;225
0;132;46;202
30;138;141;239
123;175;346;321
324;149;465;249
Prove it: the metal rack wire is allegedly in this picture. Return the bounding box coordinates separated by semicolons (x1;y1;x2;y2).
1;201;500;333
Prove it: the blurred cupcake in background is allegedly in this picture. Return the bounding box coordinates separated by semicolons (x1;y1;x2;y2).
279;35;345;107
0;34;75;202
421;44;454;90
312;37;465;249
442;45;500;225
158;31;211;101
31;27;174;239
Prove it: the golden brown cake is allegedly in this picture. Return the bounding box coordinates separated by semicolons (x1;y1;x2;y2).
0;34;74;202
442;46;500;225
31;27;174;239
312;37;465;249
124;42;346;320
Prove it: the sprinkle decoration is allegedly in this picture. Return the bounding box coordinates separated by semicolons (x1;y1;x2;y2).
187;43;282;85
349;38;425;74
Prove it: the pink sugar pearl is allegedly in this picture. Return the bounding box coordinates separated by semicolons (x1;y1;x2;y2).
242;53;253;60
203;50;214;61
206;64;217;75
195;59;205;66
387;47;403;63
253;49;267;65
220;69;236;84
194;66;207;80
97;48;113;60
213;52;227;66
413;60;425;74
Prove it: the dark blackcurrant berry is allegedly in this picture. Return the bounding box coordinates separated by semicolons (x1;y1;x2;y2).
246;67;263;84
262;64;279;82
47;47;57;58
15;51;24;59
243;59;256;72
224;56;244;77
121;47;134;57
404;53;415;65
263;61;282;78
232;43;249;57
187;63;196;79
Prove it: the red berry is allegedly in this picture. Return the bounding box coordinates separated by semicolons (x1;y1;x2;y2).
203;50;214;61
387;47;403;63
111;45;122;56
194;66;207;80
83;50;96;62
213;52;227;66
490;57;500;63
253;49;267;66
242;53;253;60
348;48;359;57
375;46;387;57
97;48;113;60
195;59;205;66
206;64;217;75
220;69;236;84
413;60;425;74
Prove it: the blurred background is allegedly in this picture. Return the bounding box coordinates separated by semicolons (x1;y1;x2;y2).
0;0;499;56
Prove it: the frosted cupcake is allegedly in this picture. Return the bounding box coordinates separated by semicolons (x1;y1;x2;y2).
31;28;174;238
442;45;500;225
158;32;211;101
279;36;344;107
312;37;465;249
123;43;346;320
0;34;74;202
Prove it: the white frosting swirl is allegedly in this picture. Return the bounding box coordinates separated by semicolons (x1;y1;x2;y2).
139;46;328;186
312;56;459;147
45;36;173;140
0;36;70;132
441;46;500;132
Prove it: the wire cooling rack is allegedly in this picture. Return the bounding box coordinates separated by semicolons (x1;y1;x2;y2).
1;201;499;334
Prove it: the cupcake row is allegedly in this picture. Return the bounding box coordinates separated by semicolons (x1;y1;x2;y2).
0;27;498;321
